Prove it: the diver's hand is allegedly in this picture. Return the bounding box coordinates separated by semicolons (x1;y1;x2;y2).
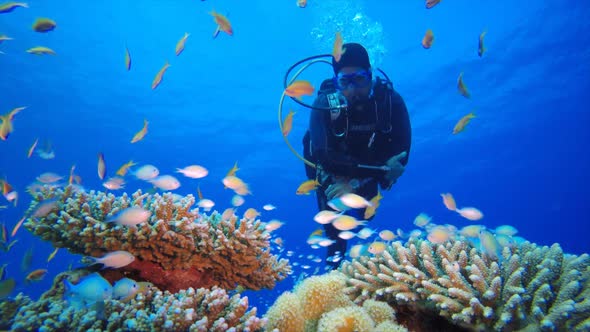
384;151;407;185
325;180;354;201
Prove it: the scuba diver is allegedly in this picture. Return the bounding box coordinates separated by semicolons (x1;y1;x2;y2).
301;43;412;269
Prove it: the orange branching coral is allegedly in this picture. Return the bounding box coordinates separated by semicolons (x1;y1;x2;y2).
24;186;291;292
340;239;590;331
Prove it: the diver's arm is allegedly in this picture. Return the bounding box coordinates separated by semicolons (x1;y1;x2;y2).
309;95;385;179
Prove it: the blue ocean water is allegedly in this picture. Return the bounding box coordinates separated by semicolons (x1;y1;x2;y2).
1;0;589;316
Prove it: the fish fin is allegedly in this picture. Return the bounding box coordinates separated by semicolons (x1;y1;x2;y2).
213;26;220;39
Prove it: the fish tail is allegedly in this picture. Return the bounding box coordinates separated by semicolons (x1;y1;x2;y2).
63;279;75;295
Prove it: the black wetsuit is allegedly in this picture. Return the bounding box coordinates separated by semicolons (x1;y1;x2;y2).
303;78;411;269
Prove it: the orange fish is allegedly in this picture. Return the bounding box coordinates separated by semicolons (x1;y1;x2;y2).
478;30;487;57
197;185;204;200
422;29;434;49
131;119;148;143
425;0;441;9
453;112;476;134
332;31;345;62
285;80;314;99
125;46;131;71
440;193;457;211
27;138;38;158
457;72;470;98
296;0;307;8
97;153;106;180
68;164;76;185
10;216;25;237
0;106;26;140
151;61;170;90
296;179;319;195
176;32;190;56
1;180;17;206
25;269;48;282
211;10;233;38
282;110;296;137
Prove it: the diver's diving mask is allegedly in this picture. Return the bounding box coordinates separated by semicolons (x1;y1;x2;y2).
333;70;372;90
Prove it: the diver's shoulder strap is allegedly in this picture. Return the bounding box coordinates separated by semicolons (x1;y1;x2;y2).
373;77;395;133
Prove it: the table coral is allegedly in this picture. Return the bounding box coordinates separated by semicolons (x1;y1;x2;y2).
340;239;590;331
24;186;290;292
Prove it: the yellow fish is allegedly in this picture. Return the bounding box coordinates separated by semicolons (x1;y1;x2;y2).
364;190;383;219
282;110;295;137
0;106;26;140
422;29;434;49
26;46;56;55
32;18;56;33
453;112;476;134
175;32;190;56
296;179;319;195
0;279;15;298
116;160;136;177
226;161;239;177
131;119;148;143
125;46;131;71
457;72;470;98
0;2;28;14
332;31;345;62
47;247;59;262
478;30;487;57
151;61;170;90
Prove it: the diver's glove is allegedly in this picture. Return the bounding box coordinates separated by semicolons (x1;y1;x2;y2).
384;151;407;186
325;178;358;201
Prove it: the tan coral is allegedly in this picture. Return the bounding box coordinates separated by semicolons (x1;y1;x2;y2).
340;239;590;331
264;291;305;332
5;270;265;332
317;306;375;332
362;299;396;325
294;271;352;321
372;320;409;332
24;187;291;292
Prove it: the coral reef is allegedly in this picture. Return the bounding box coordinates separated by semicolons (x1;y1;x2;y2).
264;271;408;332
340;239;590;331
3;270;265;331
24;186;290;292
0;293;32;330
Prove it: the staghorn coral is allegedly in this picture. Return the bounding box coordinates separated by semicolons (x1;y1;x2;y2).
24;186;290;292
340;239;590;331
7;270;266;332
